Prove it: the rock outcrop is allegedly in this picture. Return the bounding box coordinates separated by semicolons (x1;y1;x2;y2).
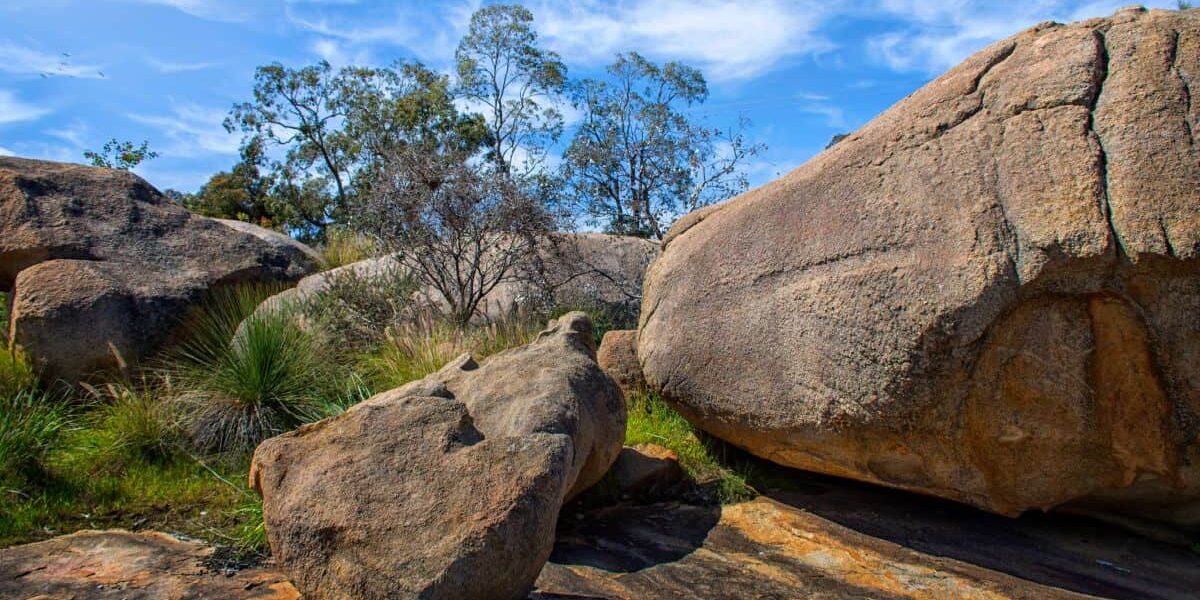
597;329;646;395
639;8;1200;525
250;312;625;600
0;529;298;599
0;157;317;382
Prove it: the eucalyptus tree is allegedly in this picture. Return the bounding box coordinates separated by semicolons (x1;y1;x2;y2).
562;52;764;239
225;60;486;239
455;4;567;176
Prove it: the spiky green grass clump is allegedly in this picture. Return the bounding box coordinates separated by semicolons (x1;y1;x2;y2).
625;390;757;504
80;381;182;464
167;285;335;456
0;346;36;400
0;389;73;485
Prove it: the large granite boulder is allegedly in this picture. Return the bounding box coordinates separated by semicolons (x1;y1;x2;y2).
639;8;1200;526
250;312;625;600
0;157;318;382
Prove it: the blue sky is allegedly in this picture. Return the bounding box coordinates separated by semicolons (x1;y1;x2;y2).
0;0;1178;193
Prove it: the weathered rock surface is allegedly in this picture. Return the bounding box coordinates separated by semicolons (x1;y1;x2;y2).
529;233;660;320
249;312;625;600
0;529;298;599
597;330;645;395
639;8;1200;525
538;470;1200;600
0;157;317;382
8;468;1200;599
213;218;324;270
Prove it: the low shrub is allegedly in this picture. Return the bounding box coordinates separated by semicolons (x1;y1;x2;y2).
302;266;418;352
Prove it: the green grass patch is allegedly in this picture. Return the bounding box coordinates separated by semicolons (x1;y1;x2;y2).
0;389;73;486
0;450;258;549
1;346;37;400
625;390;757;504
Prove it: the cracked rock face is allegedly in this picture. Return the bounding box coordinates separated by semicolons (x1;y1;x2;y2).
639;8;1200;525
250;312;625;600
0;157;318;383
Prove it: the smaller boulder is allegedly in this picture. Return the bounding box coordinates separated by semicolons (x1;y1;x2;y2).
251;312;625;600
597;330;645;395
610;444;685;496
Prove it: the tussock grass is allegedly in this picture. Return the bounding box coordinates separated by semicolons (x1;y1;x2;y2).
1;346;36;400
80;380;182;464
0;389;73;486
315;227;379;270
166;285;335;456
363;308;543;390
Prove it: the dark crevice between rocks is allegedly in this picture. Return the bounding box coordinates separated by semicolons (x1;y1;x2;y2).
923;41;1018;144
1171;29;1196;147
1087;27;1126;263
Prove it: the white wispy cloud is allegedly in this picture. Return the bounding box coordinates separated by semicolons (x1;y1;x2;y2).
128;102;240;157
145;56;218;74
131;0;257;22
0;43;105;79
0;146;15;157
46;120;90;147
865;0;1176;74
533;0;835;82
0;90;50;125
311;38;370;67
285;1;479;63
796;101;847;129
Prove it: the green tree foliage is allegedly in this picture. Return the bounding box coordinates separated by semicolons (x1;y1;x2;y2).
181;138;293;230
562;52;764;239
226;61;485;240
83;139;158;170
226;61;351;237
455;3;567;175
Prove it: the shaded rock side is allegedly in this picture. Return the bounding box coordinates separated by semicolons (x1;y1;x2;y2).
0;157;318;382
638;8;1200;525
250;312;625;600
